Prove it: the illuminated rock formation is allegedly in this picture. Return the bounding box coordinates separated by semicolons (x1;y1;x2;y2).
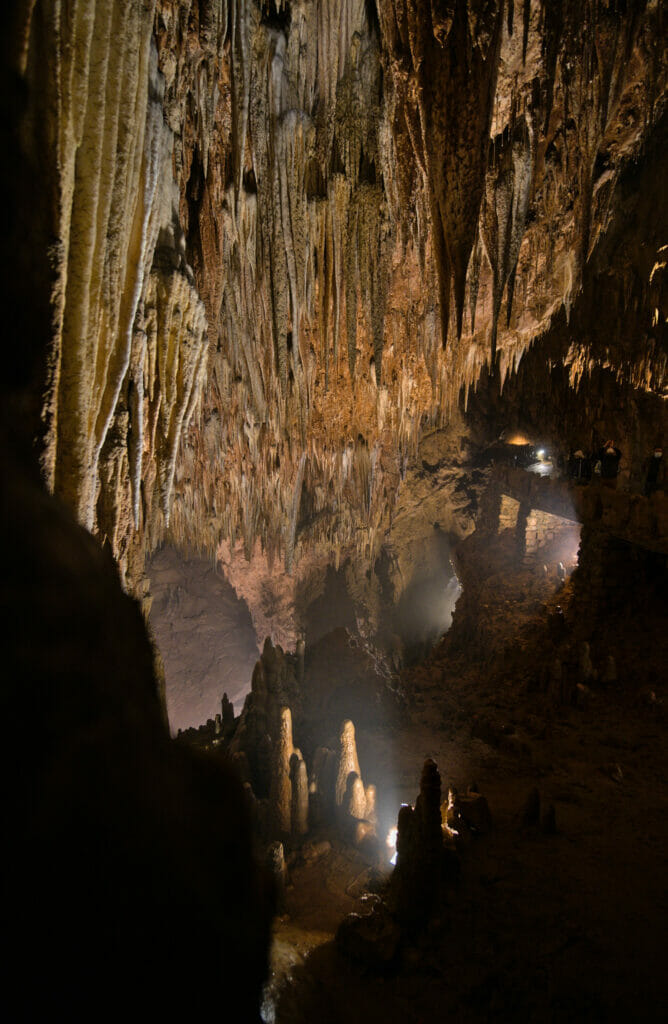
290;750;309;836
269;705;295;835
335;718;363;807
11;0;663;610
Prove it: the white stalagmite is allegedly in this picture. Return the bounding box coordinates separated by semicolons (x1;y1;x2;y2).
335;719;362;808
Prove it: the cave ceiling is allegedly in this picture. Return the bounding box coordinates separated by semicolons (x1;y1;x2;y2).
14;0;667;592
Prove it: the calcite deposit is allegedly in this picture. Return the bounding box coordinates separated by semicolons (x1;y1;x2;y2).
5;2;668;1019
10;0;664;605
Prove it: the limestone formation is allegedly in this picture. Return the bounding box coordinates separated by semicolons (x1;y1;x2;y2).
230;637;300;796
14;1;664;600
344;772;367;822
335;719;362;808
229;640;382;843
221;692;235;733
290;751;309;838
269;706;294;836
331;719;377;837
388;758;451;927
267;840;287;912
364;783;377;826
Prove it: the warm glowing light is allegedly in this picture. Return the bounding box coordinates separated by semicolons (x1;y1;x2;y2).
507;433;531;446
386;826;398;865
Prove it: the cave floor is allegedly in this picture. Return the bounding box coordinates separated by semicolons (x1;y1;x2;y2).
264;551;668;1023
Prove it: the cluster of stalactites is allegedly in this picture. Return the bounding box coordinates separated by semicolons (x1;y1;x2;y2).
221;0;390;399
159;0;410;567
172;1;664;573
379;0;664;367
24;0;666;587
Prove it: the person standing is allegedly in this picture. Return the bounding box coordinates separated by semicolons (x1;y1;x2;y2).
569;448;591;484
596;440;622;487
644;445;665;496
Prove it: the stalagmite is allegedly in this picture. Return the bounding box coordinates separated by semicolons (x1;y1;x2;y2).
388;758;450;927
269;706;294;835
335;719;362;807
364;783;377;825
290;751;309;837
222;693;235;733
344;772;367;821
267;840;287;912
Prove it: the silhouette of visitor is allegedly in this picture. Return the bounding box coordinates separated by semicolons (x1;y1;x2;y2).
596;440;622;487
643;445;664;496
568;448;591;484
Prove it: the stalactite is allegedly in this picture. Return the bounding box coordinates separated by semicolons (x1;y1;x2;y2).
468;232;483;333
149;264;208;524
22;0;665;590
378;0;505;350
523;0;531;64
285;451;307;573
480;114;535;364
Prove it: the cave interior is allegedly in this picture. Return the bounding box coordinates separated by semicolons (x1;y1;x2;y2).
3;1;667;1021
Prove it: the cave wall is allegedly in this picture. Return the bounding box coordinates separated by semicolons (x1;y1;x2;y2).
464;103;668;479
11;0;667;601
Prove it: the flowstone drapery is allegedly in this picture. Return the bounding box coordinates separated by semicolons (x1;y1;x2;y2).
17;0;665;590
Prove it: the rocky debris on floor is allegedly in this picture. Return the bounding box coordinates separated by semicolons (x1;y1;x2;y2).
336;758;498;972
336;900;402;970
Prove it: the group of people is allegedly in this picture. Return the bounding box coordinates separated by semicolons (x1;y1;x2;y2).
566;441;665;496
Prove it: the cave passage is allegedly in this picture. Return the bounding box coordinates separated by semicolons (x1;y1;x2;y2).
393;528;462;664
148;547;259;734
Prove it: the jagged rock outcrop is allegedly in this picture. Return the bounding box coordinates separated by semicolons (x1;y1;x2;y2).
388;758;447;925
